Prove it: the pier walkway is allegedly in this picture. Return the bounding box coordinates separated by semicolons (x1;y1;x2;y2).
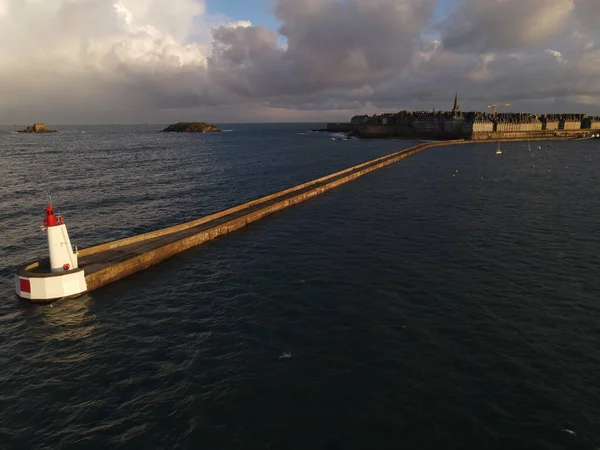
80;146;422;275
77;141;438;291
20;137;570;298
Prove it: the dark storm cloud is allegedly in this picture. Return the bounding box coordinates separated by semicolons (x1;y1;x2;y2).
440;0;575;52
1;0;600;123
274;0;436;85
200;0;436;102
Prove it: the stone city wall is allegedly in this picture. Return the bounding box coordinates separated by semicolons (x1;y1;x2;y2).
495;122;543;132
582;117;600;129
562;121;583;130
326;123;354;132
542;121;560;130
471;131;553;141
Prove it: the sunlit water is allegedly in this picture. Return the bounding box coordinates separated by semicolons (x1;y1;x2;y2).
1;125;599;449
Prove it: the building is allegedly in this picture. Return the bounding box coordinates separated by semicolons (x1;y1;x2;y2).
452;91;460;116
350;115;369;125
33;124;48;132
560;114;585;130
333;92;594;140
582;116;600;130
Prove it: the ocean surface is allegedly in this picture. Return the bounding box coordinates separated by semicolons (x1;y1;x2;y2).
0;124;599;449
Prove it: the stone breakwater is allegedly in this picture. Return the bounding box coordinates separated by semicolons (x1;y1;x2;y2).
17;138;545;301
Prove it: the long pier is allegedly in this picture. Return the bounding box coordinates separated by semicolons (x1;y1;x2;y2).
17;138;563;298
79;141;448;292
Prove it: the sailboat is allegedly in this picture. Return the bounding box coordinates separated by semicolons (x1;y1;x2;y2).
496;142;502;155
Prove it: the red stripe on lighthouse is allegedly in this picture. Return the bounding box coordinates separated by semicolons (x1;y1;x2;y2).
20;278;31;293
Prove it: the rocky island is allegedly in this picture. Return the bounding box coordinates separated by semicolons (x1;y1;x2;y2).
162;122;221;133
19;123;57;133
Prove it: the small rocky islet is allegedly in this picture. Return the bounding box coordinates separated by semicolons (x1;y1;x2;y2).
18;123;57;133
161;122;221;133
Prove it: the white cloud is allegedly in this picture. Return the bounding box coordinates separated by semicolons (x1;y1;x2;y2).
227;20;252;29
546;49;565;63
0;0;9;17
0;0;209;68
113;3;134;26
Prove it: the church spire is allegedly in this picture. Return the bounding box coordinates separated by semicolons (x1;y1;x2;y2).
452;91;460;114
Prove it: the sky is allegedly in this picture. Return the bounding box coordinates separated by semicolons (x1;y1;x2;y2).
0;0;599;124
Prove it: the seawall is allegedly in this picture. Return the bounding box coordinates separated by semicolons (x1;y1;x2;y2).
17;138;557;299
326;123;354;133
469;130;587;140
81;141;442;292
355;124;591;141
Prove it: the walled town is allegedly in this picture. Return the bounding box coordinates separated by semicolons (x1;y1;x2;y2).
327;94;600;140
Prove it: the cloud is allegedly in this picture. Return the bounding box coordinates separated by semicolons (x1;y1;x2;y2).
274;0;437;86
0;0;211;122
1;0;600;124
226;20;252;29
440;0;575;52
546;49;565;63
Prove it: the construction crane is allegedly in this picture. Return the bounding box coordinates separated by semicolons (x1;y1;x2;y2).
487;103;511;117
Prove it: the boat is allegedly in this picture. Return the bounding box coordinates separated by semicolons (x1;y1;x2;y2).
496;142;502;155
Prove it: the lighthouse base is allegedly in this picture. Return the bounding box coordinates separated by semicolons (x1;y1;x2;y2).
15;260;87;303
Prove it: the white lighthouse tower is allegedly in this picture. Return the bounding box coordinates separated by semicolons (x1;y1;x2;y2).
15;204;87;302
43;204;78;272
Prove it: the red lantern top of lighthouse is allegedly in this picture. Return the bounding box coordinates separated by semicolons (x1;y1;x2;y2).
42;205;64;228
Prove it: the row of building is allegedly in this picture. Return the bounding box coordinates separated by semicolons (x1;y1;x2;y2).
350;111;600;133
335;94;600;140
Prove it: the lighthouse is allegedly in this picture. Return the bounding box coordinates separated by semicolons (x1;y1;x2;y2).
44;204;79;272
15;204;87;302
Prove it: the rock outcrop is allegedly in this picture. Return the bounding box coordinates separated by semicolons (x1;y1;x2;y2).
19;123;57;133
162;122;221;133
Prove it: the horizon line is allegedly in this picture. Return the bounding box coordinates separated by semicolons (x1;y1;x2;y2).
0;121;334;127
